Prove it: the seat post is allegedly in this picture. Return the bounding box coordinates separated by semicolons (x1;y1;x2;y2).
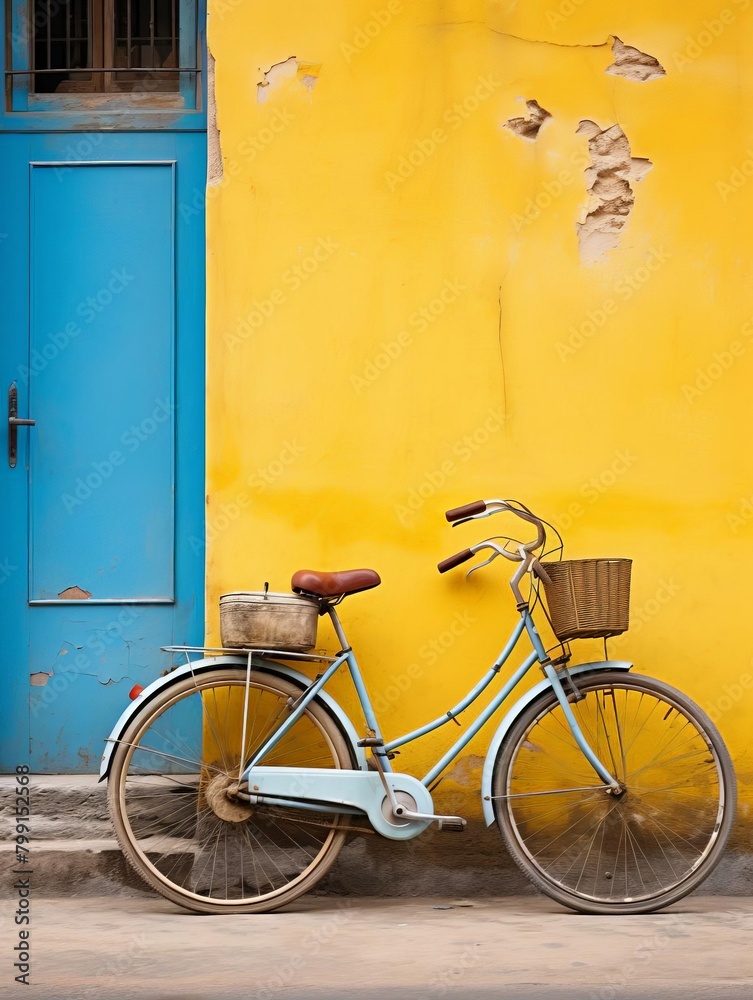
325;600;387;754
326;604;351;652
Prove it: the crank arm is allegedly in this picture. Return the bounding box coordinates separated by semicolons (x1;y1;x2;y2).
369;745;467;830
391;803;467;829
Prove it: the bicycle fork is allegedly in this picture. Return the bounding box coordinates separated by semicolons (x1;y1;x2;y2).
525;606;622;794
551;667;625;790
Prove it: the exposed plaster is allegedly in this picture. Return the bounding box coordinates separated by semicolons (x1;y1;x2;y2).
504;99;551;140
258;56;298;101
257;57;321;104
58;586;92;600
606;37;665;82
576;120;652;265
30;671;51;686
207;48;223;186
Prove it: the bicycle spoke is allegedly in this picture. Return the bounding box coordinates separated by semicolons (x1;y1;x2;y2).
494;675;734;912
110;670;351;912
117;741;225;775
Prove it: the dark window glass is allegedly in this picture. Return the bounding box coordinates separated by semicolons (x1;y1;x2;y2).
32;0;179;94
32;0;91;94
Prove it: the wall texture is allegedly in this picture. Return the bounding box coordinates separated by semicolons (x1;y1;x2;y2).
206;0;753;879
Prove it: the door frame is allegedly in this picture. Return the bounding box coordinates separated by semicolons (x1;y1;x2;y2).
3;0;205;129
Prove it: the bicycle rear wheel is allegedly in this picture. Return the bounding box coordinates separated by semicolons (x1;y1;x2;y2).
492;671;736;914
108;667;354;914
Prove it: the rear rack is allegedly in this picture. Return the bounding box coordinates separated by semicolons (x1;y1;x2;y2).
161;645;338;664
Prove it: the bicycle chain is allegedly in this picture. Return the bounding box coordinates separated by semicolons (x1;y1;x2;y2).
259;806;376;836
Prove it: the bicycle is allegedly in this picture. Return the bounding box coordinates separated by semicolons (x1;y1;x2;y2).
101;498;736;915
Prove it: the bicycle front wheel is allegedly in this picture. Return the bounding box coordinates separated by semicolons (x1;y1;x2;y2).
492;671;736;914
108;667;355;914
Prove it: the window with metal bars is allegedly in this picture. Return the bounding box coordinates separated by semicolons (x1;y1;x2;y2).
32;0;180;93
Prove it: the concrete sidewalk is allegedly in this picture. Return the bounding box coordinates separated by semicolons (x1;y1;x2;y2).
2;895;752;999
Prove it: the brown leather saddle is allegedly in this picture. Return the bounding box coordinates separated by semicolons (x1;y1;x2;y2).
291;568;381;598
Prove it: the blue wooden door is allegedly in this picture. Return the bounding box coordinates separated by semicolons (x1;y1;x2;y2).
1;5;206;772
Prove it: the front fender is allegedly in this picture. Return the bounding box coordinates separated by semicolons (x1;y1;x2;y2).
99;655;367;780
481;660;632;826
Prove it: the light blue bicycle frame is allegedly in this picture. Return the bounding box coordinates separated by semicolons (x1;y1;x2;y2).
242;602;619;793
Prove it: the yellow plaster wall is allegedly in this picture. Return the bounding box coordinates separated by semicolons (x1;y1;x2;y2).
206;0;753;826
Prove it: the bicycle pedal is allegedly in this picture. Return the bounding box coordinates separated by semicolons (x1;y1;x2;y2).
437;817;466;833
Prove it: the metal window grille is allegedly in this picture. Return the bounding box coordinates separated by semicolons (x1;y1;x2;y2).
28;0;190;94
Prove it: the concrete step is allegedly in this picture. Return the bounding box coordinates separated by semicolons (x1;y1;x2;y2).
2;775;752;901
0;775;147;898
0;774;112;840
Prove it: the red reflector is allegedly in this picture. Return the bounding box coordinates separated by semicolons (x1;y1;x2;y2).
129;684;144;700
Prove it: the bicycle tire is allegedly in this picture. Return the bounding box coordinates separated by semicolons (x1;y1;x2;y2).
492;671;736;914
108;667;355;914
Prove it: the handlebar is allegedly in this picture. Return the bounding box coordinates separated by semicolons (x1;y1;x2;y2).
438;498;548;587
444;498;546;551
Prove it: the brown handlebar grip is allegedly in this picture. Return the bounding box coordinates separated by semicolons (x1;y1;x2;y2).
445;500;486;522
437;549;475;573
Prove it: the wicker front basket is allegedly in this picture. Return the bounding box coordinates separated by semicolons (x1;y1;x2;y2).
540;558;632;641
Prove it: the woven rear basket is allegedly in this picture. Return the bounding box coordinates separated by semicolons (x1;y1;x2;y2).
540;558;632;641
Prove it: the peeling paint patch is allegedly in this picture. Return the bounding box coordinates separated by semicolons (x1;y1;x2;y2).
31;671;52;686
58;586;92;600
576;120;652;265
257;57;321;103
258;56;298;102
504;100;551;140
441;754;485;787
606;37;665;83
298;63;321;92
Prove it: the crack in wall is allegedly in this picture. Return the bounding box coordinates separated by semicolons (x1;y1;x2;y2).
504;99;551;140
576;120;652;265
432;20;613;49
606;37;666;82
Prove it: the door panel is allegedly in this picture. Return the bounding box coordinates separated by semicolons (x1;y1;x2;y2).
29;162;176;602
0;132;205;773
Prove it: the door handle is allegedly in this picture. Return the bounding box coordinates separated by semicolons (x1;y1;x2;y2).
8;382;35;468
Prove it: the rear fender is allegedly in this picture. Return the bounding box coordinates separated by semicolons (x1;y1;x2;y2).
481;660;633;826
99;655;367;779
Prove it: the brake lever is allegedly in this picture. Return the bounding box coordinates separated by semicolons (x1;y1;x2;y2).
451;511;494;528
451;502;514;528
465;549;501;578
